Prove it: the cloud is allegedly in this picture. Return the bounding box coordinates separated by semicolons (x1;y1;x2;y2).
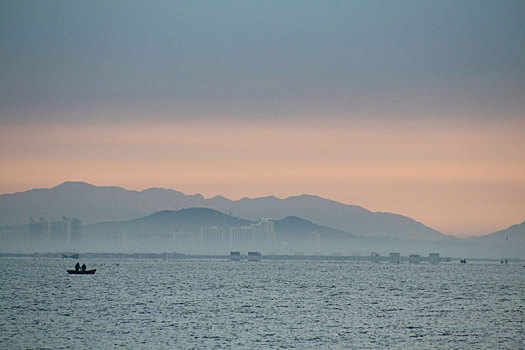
1;1;524;123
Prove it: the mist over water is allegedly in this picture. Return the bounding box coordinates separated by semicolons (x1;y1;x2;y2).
1;258;523;349
2;234;521;260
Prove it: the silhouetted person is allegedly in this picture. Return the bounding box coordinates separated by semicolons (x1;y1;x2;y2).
75;262;80;271
81;263;86;272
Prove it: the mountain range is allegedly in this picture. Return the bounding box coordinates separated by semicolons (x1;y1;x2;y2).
82;207;525;258
0;181;447;241
0;182;525;249
87;208;355;241
88;208;253;235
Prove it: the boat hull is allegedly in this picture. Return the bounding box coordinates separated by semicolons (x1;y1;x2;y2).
67;269;96;274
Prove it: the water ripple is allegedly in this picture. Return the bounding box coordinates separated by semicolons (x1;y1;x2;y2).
0;258;523;349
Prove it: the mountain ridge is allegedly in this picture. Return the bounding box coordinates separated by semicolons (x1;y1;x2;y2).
88;207;254;234
471;220;525;244
0;181;497;241
86;208;356;239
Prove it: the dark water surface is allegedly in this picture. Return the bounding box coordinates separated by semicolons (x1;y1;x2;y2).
1;258;523;349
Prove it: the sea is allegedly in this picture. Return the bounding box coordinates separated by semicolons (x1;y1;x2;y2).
0;257;523;349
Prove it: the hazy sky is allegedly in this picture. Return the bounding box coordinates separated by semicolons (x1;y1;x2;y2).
1;1;524;236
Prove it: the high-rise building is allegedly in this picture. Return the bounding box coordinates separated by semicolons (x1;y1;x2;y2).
254;219;275;248
200;226;228;252
29;216;81;243
29;217;49;241
50;217;69;242
229;226;256;251
70;218;81;242
0;229;15;243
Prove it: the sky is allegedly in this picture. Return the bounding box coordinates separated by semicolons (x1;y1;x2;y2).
1;1;524;237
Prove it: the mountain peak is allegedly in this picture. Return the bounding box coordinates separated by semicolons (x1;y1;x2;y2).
239;195;279;201
287;194;322;200
278;215;308;223
52;181;96;189
141;187;185;196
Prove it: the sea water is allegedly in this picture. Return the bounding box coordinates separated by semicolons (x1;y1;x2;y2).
0;258;523;349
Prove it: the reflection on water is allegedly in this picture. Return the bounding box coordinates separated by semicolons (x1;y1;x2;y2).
0;258;523;349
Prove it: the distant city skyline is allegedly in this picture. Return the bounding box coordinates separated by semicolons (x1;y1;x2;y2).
1;2;524;237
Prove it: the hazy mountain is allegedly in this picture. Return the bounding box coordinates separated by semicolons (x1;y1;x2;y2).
79;208;362;255
225;194;448;241
473;221;525;245
2;204;523;258
86;209;355;239
273;216;356;240
0;182;205;226
88;208;253;235
0;181;450;241
430;221;525;259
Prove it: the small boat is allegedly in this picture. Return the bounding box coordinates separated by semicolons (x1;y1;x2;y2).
67;269;96;275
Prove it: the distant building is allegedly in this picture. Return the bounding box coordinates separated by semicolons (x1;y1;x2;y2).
230;225;256;251
70;218;81;242
248;251;261;261
29;217;49;241
409;254;421;264
49;217;69;242
109;230;127;247
200;226;228;252
253;219;276;250
370;252;381;262
201;219;276;253
389;252;401;263
428;253;440;264
29;216;81;243
0;229;15;243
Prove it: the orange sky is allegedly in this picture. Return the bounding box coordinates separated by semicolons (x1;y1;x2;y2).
1;117;524;237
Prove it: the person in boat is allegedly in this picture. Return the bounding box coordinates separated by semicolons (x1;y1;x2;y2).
81;263;86;272
75;262;80;271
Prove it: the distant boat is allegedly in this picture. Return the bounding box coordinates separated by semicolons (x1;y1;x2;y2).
67;269;96;274
62;253;79;259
